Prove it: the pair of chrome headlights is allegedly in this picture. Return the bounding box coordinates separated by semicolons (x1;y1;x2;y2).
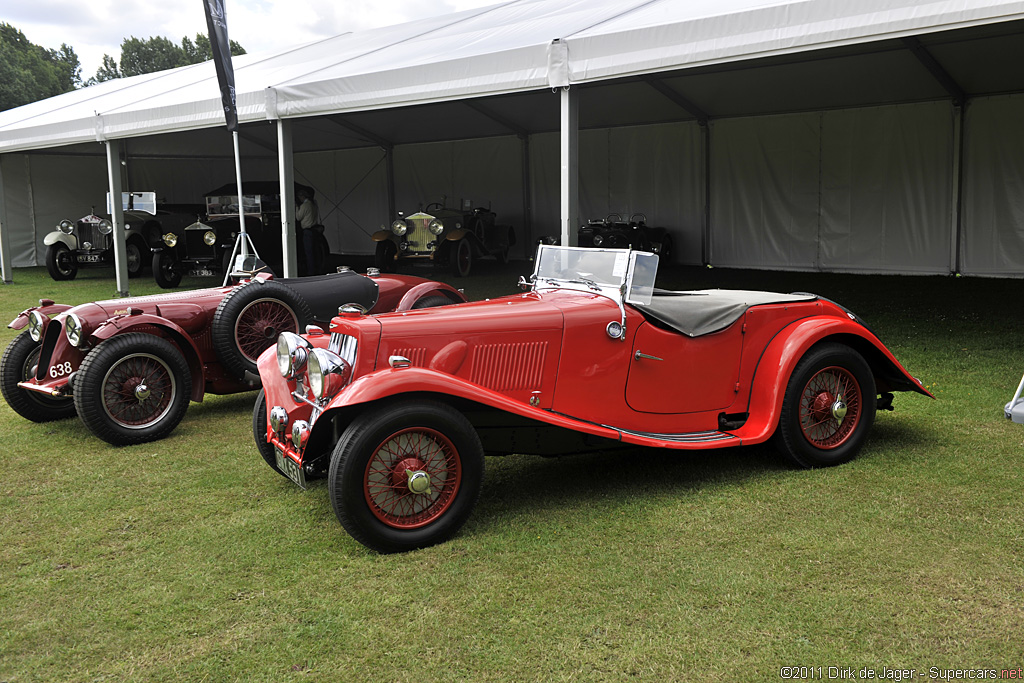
27;310;84;347
391;219;445;237
161;231;216;248
57;218;112;236
276;331;353;401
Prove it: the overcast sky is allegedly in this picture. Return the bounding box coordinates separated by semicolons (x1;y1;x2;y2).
5;0;500;82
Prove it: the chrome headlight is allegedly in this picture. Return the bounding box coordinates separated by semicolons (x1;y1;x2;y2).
277;331;310;379
162;233;178;247
97;219;113;235
57;219;74;235
307;348;352;401
593;234;604;246
428;219;444;235
203;230;217;246
28;310;47;342
391;220;408;236
65;313;84;347
292;420;310;450
269;406;289;434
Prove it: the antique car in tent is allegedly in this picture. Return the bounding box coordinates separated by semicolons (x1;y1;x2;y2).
577;213;673;261
45;192;202;281
151;182;331;288
373;200;516;277
1;269;465;446
253;244;932;554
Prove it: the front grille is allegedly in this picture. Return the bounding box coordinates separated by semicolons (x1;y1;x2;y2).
405;219;434;254
185;230;216;259
76;221;111;252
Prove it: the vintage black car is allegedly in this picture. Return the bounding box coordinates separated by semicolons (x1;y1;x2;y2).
152;182;331;288
577;213;673;261
45;192;201;281
372;201;516;277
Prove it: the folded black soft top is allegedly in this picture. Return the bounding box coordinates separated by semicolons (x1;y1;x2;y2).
634;289;817;337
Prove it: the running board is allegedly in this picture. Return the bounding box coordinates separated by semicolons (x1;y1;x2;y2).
610;427;738;444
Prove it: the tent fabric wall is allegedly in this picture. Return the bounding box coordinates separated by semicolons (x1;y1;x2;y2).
0;153;109;267
961;94;1024;277
530;122;704;264
712;102;954;274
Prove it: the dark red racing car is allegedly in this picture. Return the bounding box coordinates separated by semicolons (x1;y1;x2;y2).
254;245;932;553
2;269;465;445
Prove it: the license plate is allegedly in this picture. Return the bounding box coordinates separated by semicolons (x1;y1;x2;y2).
77;254;101;263
275;448;307;489
189;268;216;277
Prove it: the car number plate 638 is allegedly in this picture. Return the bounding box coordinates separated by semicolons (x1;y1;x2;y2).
275;448;307;489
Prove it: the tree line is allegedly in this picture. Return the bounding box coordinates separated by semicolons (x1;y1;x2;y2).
0;23;245;113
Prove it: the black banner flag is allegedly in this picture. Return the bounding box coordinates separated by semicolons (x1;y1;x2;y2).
203;0;238;132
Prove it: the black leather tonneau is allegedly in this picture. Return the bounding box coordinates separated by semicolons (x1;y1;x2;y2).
277;271;379;321
635;289;817;337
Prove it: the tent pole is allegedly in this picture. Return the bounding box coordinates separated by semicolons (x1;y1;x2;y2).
559;86;578;247
0;158;11;283
106;141;129;297
950;102;965;275
277;120;297;278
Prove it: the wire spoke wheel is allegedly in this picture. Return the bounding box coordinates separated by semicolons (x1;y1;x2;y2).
234;298;299;363
364;427;462;529
101;353;176;428
798;366;861;449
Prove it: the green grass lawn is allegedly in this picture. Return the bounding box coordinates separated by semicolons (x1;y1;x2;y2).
0;262;1021;682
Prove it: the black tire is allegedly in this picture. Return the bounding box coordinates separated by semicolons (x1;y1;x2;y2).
126;239;145;278
773;343;877;468
411;295;452;309
374;241;397;273
46;243;77;281
328;399;485;553
0;331;77;423
252;388;287;477
73;333;192;445
659;235;673;263
152;250;182;289
211;279;312;381
450;238;472;278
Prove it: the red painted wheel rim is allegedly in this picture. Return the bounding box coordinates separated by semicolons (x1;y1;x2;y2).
101;353;176;428
234;299;298;362
798;365;862;449
363;427;462;529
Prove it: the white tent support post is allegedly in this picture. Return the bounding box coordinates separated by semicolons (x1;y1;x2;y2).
277;119;297;278
559;86;578;247
0;160;11;284
950;103;965;275
105;141;128;297
703;123;712;266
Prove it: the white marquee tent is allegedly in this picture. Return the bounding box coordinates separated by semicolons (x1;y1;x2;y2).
2;0;1024;289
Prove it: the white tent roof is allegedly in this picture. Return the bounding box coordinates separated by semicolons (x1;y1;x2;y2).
2;0;1024;153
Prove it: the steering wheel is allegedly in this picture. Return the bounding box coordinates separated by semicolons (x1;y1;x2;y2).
630;212;647;225
425;202;445;212
605;213;623;224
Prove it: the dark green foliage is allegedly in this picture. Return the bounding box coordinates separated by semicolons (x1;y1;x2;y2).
91;33;247;84
0;23;80;111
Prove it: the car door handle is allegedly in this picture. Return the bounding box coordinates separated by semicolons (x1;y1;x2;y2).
634;350;663;361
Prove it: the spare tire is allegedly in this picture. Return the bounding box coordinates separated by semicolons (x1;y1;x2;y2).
211;279;312;381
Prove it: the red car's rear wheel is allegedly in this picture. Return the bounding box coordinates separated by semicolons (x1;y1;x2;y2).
774;343;876;468
329;400;484;553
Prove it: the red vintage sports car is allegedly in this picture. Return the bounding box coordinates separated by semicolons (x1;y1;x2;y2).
1;269;465;446
254;245;932;553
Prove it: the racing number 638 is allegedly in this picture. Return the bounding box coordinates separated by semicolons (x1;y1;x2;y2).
49;361;73;378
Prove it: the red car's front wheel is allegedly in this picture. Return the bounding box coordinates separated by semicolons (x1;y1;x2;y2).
329;400;484;553
774;343;876;468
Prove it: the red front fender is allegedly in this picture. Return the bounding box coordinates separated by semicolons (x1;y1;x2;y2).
735;317;932;444
321;366;622;442
9;303;73;330
90;314;206;402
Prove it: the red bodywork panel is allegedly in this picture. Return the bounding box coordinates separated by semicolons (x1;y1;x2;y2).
13;272;464;402
260;289;930;469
